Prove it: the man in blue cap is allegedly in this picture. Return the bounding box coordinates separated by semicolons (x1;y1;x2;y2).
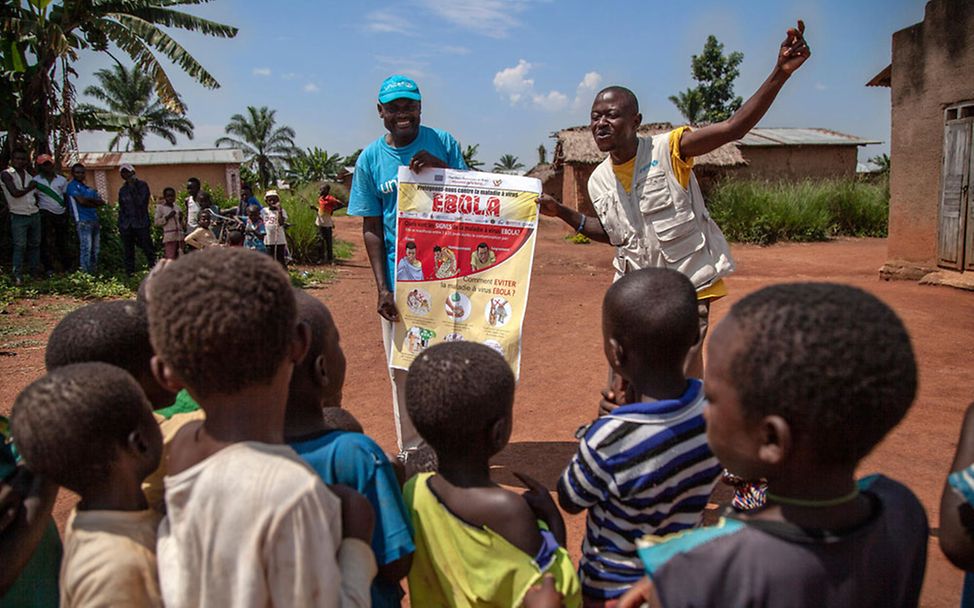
348;74;466;465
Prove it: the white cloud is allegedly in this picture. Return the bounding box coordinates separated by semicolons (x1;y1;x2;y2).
418;0;523;38
572;71;603;109
493;60;587;112
252;67;271;77
493;59;534;104
365;10;414;35
304;83;320;93
815;82;828;91
531;91;569;112
282;72;300;81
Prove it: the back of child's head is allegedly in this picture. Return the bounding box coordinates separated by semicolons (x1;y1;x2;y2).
147;247;296;399
11;362;161;495
406;341;514;458
725;282;917;464
228;230;244;247
603;268;699;371
291;290;344;403
45;300;173;408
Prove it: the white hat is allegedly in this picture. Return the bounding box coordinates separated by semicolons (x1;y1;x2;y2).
264;189;279;198
119;163;135;174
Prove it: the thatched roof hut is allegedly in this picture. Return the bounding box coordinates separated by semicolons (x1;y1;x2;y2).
552;122;746;169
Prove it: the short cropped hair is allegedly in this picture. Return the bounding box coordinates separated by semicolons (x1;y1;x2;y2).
405;241;416;250
727;283;917;464
147;248;296;398
603;268;699;367
45;300;151;378
406;342;514;456
71;162;84;171
163;187;176;196
11;362;154;493
596;86;639;114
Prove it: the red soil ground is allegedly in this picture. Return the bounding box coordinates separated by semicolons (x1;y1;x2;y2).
1;214;971;606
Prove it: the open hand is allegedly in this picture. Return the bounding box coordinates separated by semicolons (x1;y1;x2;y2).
536;194;562;217
377;290;401;322
514;471;567;546
778;20;810;74
409;150;448;173
522;574;564;608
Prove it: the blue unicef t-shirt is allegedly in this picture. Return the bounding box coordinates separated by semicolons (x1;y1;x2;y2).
348;126;466;291
65;179;100;222
289;429;415;608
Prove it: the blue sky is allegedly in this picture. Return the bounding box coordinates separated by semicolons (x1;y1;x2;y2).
74;0;925;169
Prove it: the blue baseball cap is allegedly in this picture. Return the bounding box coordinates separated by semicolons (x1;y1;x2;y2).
378;75;421;104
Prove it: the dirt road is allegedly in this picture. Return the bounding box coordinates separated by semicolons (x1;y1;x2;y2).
1;214;971;606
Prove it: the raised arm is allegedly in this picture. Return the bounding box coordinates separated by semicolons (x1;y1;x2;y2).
679;20;810;159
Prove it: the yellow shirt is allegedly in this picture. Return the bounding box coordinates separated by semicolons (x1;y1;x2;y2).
404;473;581;607
611;126;726;300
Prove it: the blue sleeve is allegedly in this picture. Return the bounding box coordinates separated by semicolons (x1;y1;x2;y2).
331;435;415;566
440;132;467;170
949;464;974;506
557;426;611;509
347;150;382;217
65;182;78;198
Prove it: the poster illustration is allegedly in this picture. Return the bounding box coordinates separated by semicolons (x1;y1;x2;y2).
391;167;542;377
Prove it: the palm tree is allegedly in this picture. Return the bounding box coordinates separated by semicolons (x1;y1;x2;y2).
462;144;484;170
493;154;525;174
537;144;547;165
668;87;706;126
3;0;236;156
76;64;194;151
286;147;343;186
868;153;891;174
216;106;300;187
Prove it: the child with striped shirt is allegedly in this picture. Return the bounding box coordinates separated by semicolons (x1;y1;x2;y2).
557;268;721;605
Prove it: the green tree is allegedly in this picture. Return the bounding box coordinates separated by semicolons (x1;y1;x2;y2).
75;64;194;151
286;147;343;186
869;153;891;174
215;106;299;188
493;154;524;174
342;148;362;167
2;0;236;157
690;35;744;123
668;87;706;126
462;143;484;170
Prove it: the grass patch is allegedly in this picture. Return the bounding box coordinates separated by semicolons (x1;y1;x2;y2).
1;339;43;349
0;319;46;338
708;178;889;245
564;233;591;244
0;272;140;308
289;268;337;289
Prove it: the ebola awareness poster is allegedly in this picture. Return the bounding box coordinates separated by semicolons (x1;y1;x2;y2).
391;167;542;377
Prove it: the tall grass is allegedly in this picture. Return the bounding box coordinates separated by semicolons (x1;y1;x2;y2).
278;182;353;263
708;178;889;245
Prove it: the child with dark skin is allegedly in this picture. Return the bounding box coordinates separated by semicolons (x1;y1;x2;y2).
939;402;974;593
404;341;580;606
147;248;375;606
284;291;414;606
11;363;165;606
618;283;926;608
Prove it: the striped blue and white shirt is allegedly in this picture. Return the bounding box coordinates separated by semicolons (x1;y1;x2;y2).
557;379;721;600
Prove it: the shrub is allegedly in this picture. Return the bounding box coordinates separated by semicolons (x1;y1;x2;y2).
278;183;353;264
708;178;889;245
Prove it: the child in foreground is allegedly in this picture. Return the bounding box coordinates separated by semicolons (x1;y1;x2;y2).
938;401;974;604
12;362;164;607
557;268;721;605
619;282;927;608
44;298;202;513
285;290;415;607
146;247;375;607
404;341;581;607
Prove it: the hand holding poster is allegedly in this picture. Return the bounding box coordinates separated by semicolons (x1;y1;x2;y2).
392;167;542;377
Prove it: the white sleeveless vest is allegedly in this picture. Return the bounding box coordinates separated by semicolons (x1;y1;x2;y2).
588;133;734;287
1;167;38;216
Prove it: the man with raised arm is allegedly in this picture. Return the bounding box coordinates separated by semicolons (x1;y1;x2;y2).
539;21;810;381
347;75;467;465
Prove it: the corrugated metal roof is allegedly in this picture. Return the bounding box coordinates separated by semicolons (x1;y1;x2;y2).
738;128;881;147
72;148;245;168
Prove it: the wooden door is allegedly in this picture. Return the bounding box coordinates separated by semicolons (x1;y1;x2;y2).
967;125;974;271
938;120;972;270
